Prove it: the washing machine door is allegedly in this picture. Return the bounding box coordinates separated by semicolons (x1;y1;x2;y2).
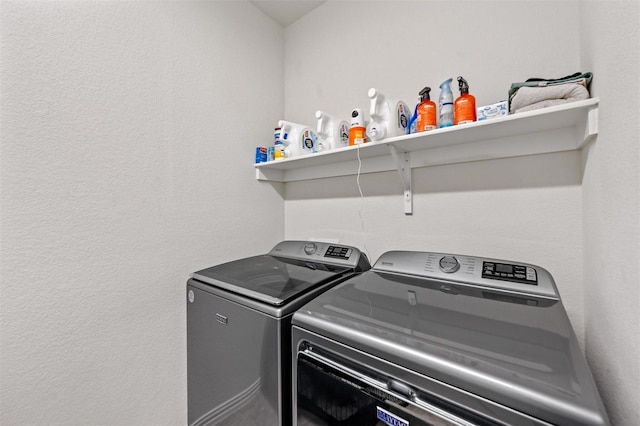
192;254;352;306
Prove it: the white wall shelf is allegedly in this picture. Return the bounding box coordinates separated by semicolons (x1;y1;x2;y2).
255;98;598;214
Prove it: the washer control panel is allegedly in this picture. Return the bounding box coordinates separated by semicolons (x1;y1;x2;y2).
373;250;558;299
268;240;367;269
482;261;537;285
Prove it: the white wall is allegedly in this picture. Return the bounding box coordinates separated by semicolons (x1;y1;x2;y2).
284;0;584;340
0;2;284;424
1;1;637;425
284;0;639;424
579;2;640;425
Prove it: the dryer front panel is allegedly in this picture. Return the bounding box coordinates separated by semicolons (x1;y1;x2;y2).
292;327;549;426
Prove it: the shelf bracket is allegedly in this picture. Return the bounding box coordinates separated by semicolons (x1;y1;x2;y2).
584;104;599;146
388;145;412;215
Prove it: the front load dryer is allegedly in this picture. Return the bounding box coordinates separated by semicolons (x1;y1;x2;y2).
292;250;609;426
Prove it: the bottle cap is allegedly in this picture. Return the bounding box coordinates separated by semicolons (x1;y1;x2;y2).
419;87;431;101
350;108;365;127
440;78;453;93
458;76;470;95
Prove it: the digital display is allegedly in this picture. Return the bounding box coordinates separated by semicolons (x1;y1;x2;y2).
482;261;538;285
495;263;513;274
324;246;351;259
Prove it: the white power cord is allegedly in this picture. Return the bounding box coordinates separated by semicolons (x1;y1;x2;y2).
356;143;371;263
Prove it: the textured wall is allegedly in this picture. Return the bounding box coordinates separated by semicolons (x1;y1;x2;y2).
282;1;639;424
580;2;640;424
284;1;581;128
283;1;584;338
0;1;284;424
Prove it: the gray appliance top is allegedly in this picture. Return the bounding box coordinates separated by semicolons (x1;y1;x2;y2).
293;250;609;426
190;240;369;307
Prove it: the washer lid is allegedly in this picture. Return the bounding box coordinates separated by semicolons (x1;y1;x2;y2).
192;254;352;306
293;269;609;426
191;241;369;306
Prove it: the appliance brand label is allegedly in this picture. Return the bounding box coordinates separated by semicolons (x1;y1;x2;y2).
216;313;228;325
376;406;409;426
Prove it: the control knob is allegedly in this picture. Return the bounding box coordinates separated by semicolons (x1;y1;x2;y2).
439;256;460;273
304;242;317;255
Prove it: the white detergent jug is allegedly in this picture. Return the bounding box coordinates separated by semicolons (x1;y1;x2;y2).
315;111;349;151
366;88;411;141
278;120;318;158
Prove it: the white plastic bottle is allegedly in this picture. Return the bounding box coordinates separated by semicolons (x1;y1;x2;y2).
439;78;454;128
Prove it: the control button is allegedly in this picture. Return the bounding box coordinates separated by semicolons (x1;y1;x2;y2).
527;273;536;281
439;256;460;273
304;242;317;255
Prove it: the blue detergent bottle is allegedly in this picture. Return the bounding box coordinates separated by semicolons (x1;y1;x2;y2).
439;78;454;128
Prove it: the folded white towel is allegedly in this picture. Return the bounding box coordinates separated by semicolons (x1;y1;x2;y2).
511;82;589;113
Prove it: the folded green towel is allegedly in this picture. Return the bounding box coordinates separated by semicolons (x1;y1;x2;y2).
508;72;593;112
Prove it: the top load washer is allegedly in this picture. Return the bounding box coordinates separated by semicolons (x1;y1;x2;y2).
187;240;370;426
292;251;609;426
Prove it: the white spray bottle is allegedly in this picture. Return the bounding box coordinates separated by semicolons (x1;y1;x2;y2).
438;78;454;128
315;111;349;151
365;88;411;141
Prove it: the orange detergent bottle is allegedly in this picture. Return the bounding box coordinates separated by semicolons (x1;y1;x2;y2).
454;76;477;125
416;87;437;132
